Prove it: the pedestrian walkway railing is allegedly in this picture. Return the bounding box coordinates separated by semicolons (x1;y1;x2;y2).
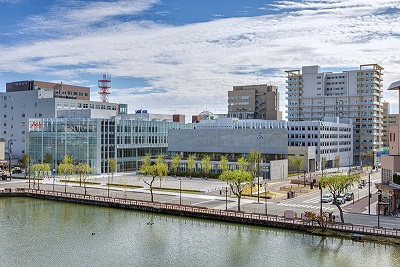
2;188;399;238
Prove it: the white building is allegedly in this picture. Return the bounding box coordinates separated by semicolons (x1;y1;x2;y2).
0;88;125;158
286;64;384;165
288;118;353;171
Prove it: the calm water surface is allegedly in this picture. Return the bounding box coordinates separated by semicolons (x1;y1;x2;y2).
0;198;399;267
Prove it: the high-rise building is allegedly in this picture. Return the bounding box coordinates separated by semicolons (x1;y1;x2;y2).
286;64;384;165
228;84;282;120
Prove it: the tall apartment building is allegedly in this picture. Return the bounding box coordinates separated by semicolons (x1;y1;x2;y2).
382;102;400;147
228;84;282;120
286;64;384;165
6;80;90;101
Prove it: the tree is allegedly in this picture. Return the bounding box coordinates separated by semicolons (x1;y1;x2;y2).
76;163;92;187
109;158;117;184
201;155;211;179
43;153;53;165
295;156;303;179
76;163;92;194
248;149;261;197
30;163;50;190
140;154;169;202
321;156;327;175
219;155;229;173
58;155;75;193
320;173;360;223
21;154;30;179
171;154;181;177
288;156;303;178
288;156;296;172
219;159;252;212
334;156;340;172
187;155;196;178
304;211;330;231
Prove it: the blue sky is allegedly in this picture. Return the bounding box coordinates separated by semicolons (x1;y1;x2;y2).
1;0;400;118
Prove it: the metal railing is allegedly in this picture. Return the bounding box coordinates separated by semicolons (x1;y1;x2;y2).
2;188;399;238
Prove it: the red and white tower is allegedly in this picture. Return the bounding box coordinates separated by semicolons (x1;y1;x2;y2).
98;74;111;102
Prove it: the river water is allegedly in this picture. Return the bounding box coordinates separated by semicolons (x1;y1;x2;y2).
0;197;399;267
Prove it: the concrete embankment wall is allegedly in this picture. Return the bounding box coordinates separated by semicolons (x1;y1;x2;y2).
2;192;399;240
1;192;310;232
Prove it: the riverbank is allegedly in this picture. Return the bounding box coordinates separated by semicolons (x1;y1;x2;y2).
1;188;399;246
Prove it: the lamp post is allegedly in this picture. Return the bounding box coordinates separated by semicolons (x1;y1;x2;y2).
7;139;14;181
368;172;371;215
377;190;382;228
225;185;228;211
348;156;351;176
264;183;268;215
107;173;110;198
179;177;182;206
28;156;31;190
257;153;260;203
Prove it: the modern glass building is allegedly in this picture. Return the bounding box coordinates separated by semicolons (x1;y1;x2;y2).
27;116;190;174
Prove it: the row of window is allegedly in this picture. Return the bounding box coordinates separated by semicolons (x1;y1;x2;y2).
55;90;88;97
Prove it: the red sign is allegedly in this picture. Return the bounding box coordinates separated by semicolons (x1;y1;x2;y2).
29;121;42;129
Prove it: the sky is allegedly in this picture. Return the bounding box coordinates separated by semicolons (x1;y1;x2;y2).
1;0;400;119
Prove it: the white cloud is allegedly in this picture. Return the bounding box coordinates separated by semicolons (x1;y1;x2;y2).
1;0;400;117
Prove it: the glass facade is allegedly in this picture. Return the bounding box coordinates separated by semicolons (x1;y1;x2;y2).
27;117;190;174
28;118;100;172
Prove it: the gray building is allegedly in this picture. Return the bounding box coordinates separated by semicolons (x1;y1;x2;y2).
228;84;282;120
168;119;288;180
0;88;126;158
288;117;353;170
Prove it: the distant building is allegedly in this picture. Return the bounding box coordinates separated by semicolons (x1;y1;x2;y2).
6;80;90;101
0;88;126;158
168;118;288;180
382;102;400;147
288;117;353;171
27;115;190;174
377;124;400;215
286;64;384;165
228;84;282;120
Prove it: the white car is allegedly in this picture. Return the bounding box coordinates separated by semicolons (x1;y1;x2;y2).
335;195;346;204
321;194;332;203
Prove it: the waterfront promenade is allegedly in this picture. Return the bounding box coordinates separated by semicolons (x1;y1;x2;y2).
1;176;399;239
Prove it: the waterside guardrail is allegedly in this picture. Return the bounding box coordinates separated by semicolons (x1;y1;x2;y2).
1;188;399;238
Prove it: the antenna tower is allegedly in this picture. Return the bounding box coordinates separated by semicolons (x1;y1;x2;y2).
98;74;111;102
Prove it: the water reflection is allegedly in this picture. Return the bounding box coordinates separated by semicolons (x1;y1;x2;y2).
0;198;399;267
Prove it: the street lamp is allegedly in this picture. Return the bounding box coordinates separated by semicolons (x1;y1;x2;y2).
225;184;228;211
264;183;268;215
107;173;110;198
368;172;371;214
257;153;260;203
377;190;382;228
179;177;182;205
348;156;351;176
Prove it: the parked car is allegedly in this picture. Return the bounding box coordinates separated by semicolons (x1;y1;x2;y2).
335;194;346;204
345;192;354;201
321;194;332;203
11;167;22;174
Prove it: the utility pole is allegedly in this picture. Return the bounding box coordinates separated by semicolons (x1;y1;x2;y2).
8;140;14;181
368;172;371;215
257;153;260;203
